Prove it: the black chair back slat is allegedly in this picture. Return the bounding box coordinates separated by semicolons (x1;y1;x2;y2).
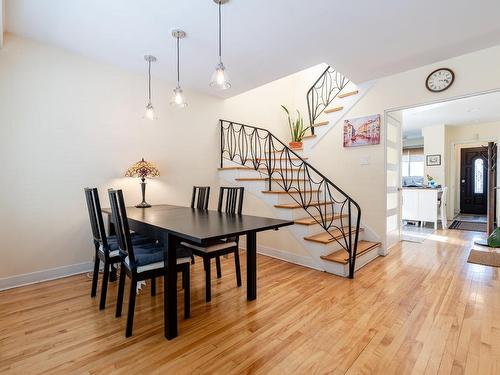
108;189;136;265
191;186;210;210
84;188;109;249
218;187;244;214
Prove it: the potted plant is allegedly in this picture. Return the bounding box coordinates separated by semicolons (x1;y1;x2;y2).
281;105;310;149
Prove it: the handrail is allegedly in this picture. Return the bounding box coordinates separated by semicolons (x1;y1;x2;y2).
306;66;349;134
220;119;361;278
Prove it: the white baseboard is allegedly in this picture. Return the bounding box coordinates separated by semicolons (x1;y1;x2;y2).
0;261;94;291
0;245;322;292
239;244;323;271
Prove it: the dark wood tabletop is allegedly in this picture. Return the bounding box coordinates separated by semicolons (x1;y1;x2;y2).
102;204;293;340
101;204;293;244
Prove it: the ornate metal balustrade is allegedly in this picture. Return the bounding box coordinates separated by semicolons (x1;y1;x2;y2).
306;66;349;134
220;120;361;277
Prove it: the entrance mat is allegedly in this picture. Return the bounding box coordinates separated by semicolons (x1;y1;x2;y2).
467;249;500;268
449;220;486;232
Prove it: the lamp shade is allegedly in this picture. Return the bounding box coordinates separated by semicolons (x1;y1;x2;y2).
125;158;160;179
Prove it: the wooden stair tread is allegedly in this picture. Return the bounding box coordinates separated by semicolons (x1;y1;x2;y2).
302;134;317;139
218;166;252;170
262;190;320;195
324;106;343;114
295;214;347;225
338;90;359;99
274;201;335;209
312;121;329;128
304;227;362;244
320;241;381;264
266;148;303;153
235;177;308;182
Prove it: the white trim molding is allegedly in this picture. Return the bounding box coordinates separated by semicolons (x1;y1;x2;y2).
0;261;93;291
238;244;322;272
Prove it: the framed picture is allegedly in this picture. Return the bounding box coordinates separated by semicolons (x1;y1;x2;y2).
426;154;441;166
343;114;380;147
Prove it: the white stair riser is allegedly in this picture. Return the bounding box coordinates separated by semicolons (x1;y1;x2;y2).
321;244;379;277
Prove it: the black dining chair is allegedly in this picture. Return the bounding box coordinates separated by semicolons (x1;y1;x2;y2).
191;186;210;210
108;189;192;337
84;188;155;310
180;186;244;302
189;186;211;264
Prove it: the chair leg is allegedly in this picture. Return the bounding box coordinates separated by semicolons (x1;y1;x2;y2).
234;249;242;287
151;277;156;296
116;266;126;318
110;267;117;282
91;253;100;298
216;256;222;279
99;262;110;310
183;266;190;319
191;255;195;265
203;257;211;302
126;279;137;337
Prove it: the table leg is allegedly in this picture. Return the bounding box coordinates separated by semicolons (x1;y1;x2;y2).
164;233;178;340
246;231;257;301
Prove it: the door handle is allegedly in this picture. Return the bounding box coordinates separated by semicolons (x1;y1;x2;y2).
461;179;465;183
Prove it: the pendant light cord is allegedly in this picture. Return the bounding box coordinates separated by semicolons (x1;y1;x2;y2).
218;0;222;62
148;59;152;103
177;36;180;86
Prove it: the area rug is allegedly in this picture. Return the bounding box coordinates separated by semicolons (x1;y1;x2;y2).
449;220;487;232
467;249;500;268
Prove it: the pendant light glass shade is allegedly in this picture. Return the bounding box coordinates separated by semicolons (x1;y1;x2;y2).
145;102;156;120
171;30;187;108
211;0;230;90
171;86;187;107
210;62;230;89
143;55;157;120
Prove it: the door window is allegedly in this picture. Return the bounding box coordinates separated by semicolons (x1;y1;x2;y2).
474;158;484;194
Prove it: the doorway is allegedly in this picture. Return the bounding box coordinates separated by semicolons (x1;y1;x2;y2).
460;147;488;215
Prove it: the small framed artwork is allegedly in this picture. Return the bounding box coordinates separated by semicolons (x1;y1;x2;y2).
426;154;441;166
343;114;380;147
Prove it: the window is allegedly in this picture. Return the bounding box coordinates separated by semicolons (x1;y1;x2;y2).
474;158;484;194
401;148;424;177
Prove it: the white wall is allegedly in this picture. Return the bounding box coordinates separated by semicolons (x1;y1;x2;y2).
422;124;446;185
0;34;224;280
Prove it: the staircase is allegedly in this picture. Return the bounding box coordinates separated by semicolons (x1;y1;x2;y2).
302;65;375;151
218;119;381;278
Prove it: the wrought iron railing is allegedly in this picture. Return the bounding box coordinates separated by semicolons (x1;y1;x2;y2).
220;120;361;278
306;66;349;134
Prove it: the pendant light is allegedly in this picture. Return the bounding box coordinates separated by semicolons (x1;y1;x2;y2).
210;0;231;90
144;55;157;120
171;30;187;107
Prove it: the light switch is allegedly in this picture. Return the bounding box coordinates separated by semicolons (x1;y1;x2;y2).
360;156;370;165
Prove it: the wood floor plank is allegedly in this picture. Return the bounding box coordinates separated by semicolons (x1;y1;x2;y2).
0;230;499;374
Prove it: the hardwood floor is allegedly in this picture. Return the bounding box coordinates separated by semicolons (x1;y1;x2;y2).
1;229;499;374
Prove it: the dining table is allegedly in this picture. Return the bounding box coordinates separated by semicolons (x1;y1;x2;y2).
102;204;294;340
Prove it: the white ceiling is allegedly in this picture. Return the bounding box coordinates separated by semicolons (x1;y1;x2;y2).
402;91;500;138
5;0;500;98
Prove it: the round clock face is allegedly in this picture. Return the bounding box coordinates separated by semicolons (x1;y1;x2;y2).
426;68;455;92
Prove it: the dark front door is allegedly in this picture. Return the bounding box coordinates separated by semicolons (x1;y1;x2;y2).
460;147;487;214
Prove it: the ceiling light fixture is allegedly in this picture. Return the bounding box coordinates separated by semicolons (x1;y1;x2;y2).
144;55;157;120
210;0;231;90
171;29;187;108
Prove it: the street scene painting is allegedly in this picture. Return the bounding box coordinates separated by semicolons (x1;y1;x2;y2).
343;114;381;147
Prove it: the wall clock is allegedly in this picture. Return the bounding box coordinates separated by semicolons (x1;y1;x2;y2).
425;68;455;92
